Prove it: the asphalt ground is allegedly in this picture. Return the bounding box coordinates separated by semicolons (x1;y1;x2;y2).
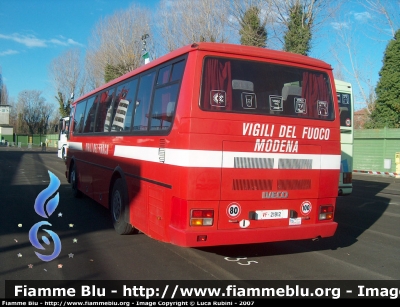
1;146;399;299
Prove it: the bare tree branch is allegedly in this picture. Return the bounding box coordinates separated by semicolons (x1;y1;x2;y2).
48;48;87;103
157;0;232;53
361;0;400;39
330;19;376;113
17;90;54;134
85;4;152;86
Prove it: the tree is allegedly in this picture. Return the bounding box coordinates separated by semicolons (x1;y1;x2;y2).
239;6;267;47
283;2;312;55
329;1;399;116
7;97;19;130
85;4;152;88
17;90;54;134
55;91;71;118
267;0;340;51
364;29;400;128
330;20;377;115
104;63;127;83
157;0;230;53
7;98;29;134
48;48;87;113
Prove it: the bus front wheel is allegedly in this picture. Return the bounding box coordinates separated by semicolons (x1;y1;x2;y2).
62;147;66;160
70;163;82;198
111;178;136;235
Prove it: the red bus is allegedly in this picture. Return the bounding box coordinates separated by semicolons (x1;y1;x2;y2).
65;42;341;247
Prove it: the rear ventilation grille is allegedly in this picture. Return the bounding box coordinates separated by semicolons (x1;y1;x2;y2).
277;179;311;190
234;157;274;169
233;179;273;190
278;159;312;169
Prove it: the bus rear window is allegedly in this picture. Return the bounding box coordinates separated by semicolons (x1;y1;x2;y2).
200;57;334;120
337;92;352;127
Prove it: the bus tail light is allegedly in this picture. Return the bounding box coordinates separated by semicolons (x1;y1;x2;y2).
190;209;214;226
319;205;334;220
343;172;352;184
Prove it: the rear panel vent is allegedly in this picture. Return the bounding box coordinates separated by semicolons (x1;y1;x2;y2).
158;139;166;163
278;159;312;169
233;179;273;190
277;179;311;190
234;157;274;169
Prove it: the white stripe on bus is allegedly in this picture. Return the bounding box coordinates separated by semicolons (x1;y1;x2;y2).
113;145;341;170
69;142;83;151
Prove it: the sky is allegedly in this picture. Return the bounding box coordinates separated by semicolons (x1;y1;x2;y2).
0;0;159;106
0;0;396;112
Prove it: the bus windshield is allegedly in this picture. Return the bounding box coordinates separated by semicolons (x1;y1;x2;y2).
200;57;334;120
57;116;70;159
335;79;354;195
337;90;352;128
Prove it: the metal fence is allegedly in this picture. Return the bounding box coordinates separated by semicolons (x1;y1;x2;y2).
354;127;400;176
0;133;59;148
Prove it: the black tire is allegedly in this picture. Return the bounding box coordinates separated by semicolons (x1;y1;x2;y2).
70;163;82;198
111;178;136;235
62;147;66;160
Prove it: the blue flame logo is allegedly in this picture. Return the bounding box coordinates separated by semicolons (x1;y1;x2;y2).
29;171;62;262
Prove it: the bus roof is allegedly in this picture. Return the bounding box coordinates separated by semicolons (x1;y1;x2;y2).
192;42;333;70
334;79;352;88
74;42;333;103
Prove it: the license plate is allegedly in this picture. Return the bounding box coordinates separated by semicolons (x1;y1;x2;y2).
289;217;302;225
255;209;288;220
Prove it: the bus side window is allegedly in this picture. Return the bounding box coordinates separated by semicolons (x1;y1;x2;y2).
95;88;115;133
133;72;156;131
104;95;115;132
111;79;138;132
149;60;184;131
170;60;185;82
157;65;172;85
150;84;179;130
73;100;87;134
82;96;97;133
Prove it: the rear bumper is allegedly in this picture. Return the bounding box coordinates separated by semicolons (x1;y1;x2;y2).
168;222;338;247
338;185;352;195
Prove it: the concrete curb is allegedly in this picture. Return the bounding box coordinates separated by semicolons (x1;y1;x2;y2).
353;170;399;178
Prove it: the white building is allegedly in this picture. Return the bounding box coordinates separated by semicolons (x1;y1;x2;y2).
0;104;14;143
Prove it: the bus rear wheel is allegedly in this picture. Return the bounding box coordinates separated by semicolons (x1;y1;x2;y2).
111;178;136;235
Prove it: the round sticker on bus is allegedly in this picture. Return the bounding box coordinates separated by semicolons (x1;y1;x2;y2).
227;203;241;218
346;118;351;126
239;220;250;228
300;201;312;215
